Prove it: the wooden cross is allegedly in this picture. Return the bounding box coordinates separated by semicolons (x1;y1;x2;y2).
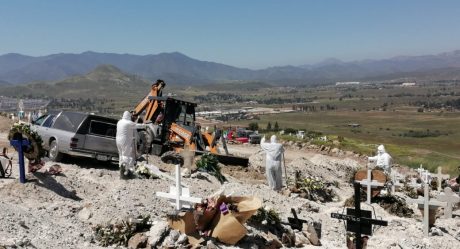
331;183;388;249
432;167;450;192
435;187;460;218
406;183;446;236
355;168;384;204
156;164;202;210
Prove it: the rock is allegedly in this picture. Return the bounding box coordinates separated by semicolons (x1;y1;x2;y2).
163;230;180;247
264;232;282;249
331;148;340;154
429;227;443;236
128;233;148;249
175;233;188;246
295;232;311;247
77;208;92;221
303;224;321;246
281;227;295;247
146;221;170;247
207;240;218;249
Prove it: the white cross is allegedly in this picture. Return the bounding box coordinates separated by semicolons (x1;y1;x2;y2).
416;164;425;177
156;164;202;210
406;183;446;236
391;171;404;193
407;178;421;189
432;167;450;192
435;187;460;219
355;167;384;204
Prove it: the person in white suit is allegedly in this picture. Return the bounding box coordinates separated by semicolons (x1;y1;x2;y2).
368;144;392;174
260;135;284;190
116;111;145;178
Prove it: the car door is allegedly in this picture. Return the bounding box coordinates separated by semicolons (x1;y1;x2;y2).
31;114;56;150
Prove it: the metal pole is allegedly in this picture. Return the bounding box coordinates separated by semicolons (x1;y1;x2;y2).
354;182;362;249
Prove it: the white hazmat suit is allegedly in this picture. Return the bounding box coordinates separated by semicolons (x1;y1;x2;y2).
260;135;284;190
368;145;392;174
116;111;145;172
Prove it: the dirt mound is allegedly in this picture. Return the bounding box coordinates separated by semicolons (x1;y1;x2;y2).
288;154;361;183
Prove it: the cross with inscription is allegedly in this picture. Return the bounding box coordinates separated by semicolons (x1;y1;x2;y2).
331;183;388;249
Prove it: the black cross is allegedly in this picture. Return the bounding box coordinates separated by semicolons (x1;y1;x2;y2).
330;183;388;249
283;208;322;238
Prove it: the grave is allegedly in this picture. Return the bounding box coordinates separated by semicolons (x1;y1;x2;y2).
156;164;202;210
355;166;385;204
432;167;450;192
406;183;446;236
435;187;460;218
331;183;388;249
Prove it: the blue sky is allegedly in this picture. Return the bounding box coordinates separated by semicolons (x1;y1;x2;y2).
1;0;460;69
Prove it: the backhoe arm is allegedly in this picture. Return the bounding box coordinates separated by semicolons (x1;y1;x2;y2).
132;79;165;122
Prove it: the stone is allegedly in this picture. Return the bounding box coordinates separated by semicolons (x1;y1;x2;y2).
77;208;92;221
429;227;443;236
146;221;170;247
127;233;148;249
295;231;311;247
281;227;295;247
331;148;340;154
303;224;321;246
175;233;188;246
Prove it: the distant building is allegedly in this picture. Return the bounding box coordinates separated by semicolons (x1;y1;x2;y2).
336;81;360;86
401;82;416;87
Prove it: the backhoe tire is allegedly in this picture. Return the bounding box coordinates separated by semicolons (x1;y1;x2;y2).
49;140;63;162
161;151;184;166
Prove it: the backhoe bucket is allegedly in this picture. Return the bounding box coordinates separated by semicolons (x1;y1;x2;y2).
195;151;249;167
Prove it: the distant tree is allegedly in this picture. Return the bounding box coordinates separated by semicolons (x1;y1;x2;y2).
248;122;259;131
274;121;279;131
266;122;272;131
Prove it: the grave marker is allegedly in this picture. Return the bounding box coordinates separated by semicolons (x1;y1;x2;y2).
355;167;384;204
406;183;446;236
331;183;388;249
391;171;404;193
432;167;450;192
156;164;202;210
435;187;460;218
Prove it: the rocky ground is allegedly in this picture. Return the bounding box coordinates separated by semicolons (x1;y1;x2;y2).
0;121;459;248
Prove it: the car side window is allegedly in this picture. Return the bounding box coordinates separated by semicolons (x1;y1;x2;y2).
33;115;48;126
42;115;56;128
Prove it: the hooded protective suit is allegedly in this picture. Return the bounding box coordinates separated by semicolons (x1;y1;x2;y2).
260;135;284;190
116;111;145;171
368;144;392;173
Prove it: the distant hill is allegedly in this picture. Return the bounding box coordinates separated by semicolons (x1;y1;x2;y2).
0;65;151;99
2;50;460;84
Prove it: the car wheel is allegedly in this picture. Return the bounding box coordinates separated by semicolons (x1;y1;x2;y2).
49;140;63;162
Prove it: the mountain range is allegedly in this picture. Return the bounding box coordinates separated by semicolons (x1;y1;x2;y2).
1;50;460;85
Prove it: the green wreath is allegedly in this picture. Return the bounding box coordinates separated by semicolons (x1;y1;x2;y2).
7;123;45;161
